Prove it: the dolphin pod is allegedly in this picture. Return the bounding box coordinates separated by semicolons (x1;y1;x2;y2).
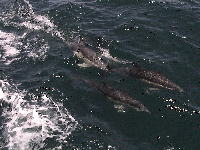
69;40;183;92
80;78;150;113
111;63;183;92
68;38;183;113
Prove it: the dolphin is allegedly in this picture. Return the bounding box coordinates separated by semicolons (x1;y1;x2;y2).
68;40;109;71
111;63;183;92
80;78;150;113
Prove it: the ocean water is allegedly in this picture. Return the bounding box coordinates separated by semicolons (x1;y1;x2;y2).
0;0;200;150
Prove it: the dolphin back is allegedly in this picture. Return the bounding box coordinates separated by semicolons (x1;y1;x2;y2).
80;78;150;113
131;67;183;92
112;63;183;92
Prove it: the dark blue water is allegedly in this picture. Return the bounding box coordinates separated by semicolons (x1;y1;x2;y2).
0;0;200;149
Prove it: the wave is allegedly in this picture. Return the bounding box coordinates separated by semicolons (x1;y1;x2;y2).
0;79;78;150
0;0;67;65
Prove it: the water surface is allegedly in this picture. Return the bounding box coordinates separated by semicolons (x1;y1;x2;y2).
0;0;200;149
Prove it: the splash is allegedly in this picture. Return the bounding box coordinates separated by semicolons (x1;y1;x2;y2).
0;79;78;150
98;47;133;64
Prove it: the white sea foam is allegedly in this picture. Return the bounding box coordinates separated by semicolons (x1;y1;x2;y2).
21;0;66;42
0;29;48;64
0;30;22;65
98;47;132;64
0;0;68;65
151;0;180;3
0;79;78;150
21;22;43;30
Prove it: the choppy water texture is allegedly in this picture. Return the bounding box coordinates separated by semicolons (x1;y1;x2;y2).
0;0;200;150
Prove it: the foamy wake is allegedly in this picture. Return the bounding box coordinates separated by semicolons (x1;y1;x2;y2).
19;0;66;42
0;79;78;150
0;0;66;65
0;31;22;65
